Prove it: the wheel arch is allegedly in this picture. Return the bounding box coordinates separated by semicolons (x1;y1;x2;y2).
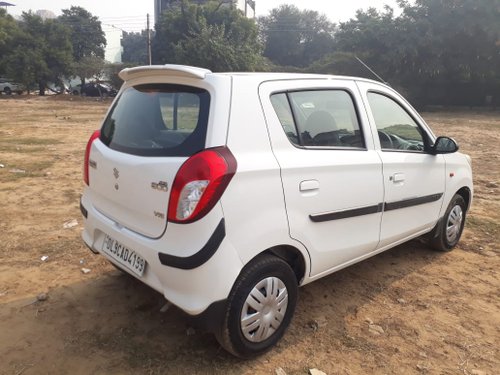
456;186;472;211
262;245;308;285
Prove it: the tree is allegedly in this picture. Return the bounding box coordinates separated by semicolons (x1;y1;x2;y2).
121;31;149;65
3;12;73;95
153;0;263;71
328;0;500;105
331;6;403;80
74;55;106;82
59;6;106;84
0;9;21;74
259;5;335;68
103;62;128;91
396;0;500;84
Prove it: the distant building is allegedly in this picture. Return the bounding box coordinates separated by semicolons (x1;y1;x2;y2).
154;0;255;24
104;29;123;64
35;9;56;20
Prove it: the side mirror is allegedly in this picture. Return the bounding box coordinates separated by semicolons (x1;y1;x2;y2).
431;136;459;154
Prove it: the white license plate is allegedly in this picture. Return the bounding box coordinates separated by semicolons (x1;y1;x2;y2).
102;234;147;277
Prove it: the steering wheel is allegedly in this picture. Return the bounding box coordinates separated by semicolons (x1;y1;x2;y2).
378;131;393;149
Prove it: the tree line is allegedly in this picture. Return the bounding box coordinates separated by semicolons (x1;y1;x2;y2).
1;0;499;105
0;6;108;94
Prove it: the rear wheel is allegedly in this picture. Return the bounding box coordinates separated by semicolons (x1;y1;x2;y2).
4;87;12;95
217;254;298;358
429;194;466;251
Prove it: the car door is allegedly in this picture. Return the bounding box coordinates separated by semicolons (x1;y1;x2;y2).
260;79;384;277
357;81;446;248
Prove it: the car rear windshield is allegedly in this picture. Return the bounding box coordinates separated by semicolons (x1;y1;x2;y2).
100;84;210;157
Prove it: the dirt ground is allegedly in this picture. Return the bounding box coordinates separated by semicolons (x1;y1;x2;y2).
0;96;498;375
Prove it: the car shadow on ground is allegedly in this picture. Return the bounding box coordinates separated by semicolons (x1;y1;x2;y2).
0;240;444;374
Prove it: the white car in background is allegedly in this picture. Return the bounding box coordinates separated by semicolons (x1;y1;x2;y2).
0;77;23;95
80;65;473;357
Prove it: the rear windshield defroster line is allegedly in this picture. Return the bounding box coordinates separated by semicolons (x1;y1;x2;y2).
100;83;211;157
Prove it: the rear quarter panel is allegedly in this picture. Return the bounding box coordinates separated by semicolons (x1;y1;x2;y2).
221;76;310;271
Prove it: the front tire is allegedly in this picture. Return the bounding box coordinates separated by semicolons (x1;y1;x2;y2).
430;194;467;251
217;254;298;358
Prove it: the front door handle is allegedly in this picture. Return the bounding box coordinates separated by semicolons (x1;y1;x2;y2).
391;173;405;183
300;180;320;192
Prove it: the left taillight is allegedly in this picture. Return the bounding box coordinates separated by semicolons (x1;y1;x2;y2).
167;147;237;224
84;130;100;186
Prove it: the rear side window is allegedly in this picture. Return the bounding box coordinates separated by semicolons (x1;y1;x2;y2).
271;90;364;148
100;84;210;156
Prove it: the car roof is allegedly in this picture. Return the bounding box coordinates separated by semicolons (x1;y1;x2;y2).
119;64;389;89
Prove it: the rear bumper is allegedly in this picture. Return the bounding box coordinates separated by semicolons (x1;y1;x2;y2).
80;195;243;315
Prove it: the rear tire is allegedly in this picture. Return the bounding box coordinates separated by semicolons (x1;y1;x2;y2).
429;194;466;251
4;87;12;95
216;254;298;358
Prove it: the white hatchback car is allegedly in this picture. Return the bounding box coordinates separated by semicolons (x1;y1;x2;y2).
81;65;473;357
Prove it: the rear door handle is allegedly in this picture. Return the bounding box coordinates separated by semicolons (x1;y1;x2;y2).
300;180;320;192
391;173;405;183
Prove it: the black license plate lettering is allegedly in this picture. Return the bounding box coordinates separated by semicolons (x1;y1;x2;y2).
102;235;145;276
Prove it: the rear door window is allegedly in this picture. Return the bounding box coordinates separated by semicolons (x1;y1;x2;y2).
271;90;365;148
100;84;210;156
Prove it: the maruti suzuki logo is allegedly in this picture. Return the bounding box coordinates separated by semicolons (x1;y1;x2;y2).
113;168;120;179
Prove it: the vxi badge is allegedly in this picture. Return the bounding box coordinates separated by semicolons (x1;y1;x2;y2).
151;181;168;192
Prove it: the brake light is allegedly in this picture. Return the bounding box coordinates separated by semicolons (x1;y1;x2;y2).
168;147;237;223
84;130;100;185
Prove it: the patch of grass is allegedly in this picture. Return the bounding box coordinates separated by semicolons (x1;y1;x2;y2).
0;138;61;154
63;189;79;203
0;160;54;182
0;145;47;154
467;215;499;234
0;137;61;146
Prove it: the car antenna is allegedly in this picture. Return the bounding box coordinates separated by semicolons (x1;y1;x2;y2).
355;56;390;86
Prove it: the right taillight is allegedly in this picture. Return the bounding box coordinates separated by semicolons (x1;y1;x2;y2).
168;147;237;224
84;130;100;186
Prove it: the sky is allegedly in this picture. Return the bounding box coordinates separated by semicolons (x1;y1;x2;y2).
5;0;402;33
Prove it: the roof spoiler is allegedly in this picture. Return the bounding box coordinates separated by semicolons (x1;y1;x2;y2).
119;65;212;81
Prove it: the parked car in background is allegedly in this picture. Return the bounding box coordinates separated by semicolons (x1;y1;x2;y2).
47;82;70;94
0;78;23;95
70;84;82;96
73;82;117;97
81;65;473;357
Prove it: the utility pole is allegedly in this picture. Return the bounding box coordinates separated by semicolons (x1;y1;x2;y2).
147;13;152;65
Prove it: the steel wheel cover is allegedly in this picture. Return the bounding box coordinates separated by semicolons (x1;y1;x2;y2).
240;277;289;343
446;204;463;243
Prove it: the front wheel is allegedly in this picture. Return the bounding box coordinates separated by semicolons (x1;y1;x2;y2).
217;254;298;358
429;194;467;251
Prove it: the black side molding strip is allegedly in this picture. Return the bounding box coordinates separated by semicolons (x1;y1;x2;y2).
384;193;443;212
309;193;444;223
310;203;384;222
158;219;225;270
